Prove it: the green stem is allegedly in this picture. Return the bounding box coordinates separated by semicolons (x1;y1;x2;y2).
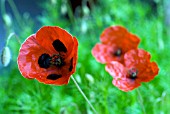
7;0;23;29
1;0;6;15
66;0;75;23
6;32;21;46
136;88;146;114
71;76;97;114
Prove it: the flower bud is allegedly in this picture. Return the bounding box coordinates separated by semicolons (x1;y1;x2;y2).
1;46;11;67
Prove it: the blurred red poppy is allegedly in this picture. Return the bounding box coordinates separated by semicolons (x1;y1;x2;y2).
105;49;159;92
92;26;140;64
17;26;78;85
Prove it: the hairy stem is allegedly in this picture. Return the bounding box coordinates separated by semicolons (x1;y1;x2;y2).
7;0;23;29
137;88;146;114
71;76;97;114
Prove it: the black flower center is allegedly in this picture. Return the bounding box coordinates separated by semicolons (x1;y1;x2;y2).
50;54;65;67
114;48;122;57
128;68;138;80
38;53;65;69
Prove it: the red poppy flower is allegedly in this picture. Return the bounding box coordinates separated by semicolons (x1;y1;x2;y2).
105;49;159;92
17;26;78;85
92;26;140;64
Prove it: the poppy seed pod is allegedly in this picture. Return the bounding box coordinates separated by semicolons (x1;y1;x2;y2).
1;46;11;67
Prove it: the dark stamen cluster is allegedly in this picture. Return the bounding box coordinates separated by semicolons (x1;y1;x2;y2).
114;48;122;57
128;68;138;80
38;53;65;69
50;54;65;67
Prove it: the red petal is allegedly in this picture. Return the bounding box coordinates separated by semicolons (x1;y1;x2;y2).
124;49;159;83
137;62;159;82
113;78;141;92
36;26;74;57
69;37;78;74
100;26;127;44
17;34;48;79
100;26;140;48
33;68;71;85
124;49;151;68
120;33;140;52
105;61;127;78
105;61;141;91
92;43;123;63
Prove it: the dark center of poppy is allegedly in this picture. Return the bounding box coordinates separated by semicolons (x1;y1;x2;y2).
113;48;122;56
38;53;65;69
50;54;65;67
128;68;138;80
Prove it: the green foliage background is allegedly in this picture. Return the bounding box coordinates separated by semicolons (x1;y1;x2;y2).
0;0;169;114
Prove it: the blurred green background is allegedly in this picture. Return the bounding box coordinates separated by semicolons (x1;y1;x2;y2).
0;0;170;113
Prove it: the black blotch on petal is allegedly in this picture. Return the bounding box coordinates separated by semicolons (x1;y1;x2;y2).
47;74;62;80
38;53;50;69
52;39;67;53
69;57;73;72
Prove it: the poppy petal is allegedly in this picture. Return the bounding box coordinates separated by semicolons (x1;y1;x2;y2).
137;62;159;82
106;61;141;91
67;37;78;74
105;61;126;78
36;26;74;56
100;26;140;50
17;34;49;79
92;43;123;63
33;69;71;85
113;78;141;92
120;33;140;52
124;49;151;68
100;26;127;44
